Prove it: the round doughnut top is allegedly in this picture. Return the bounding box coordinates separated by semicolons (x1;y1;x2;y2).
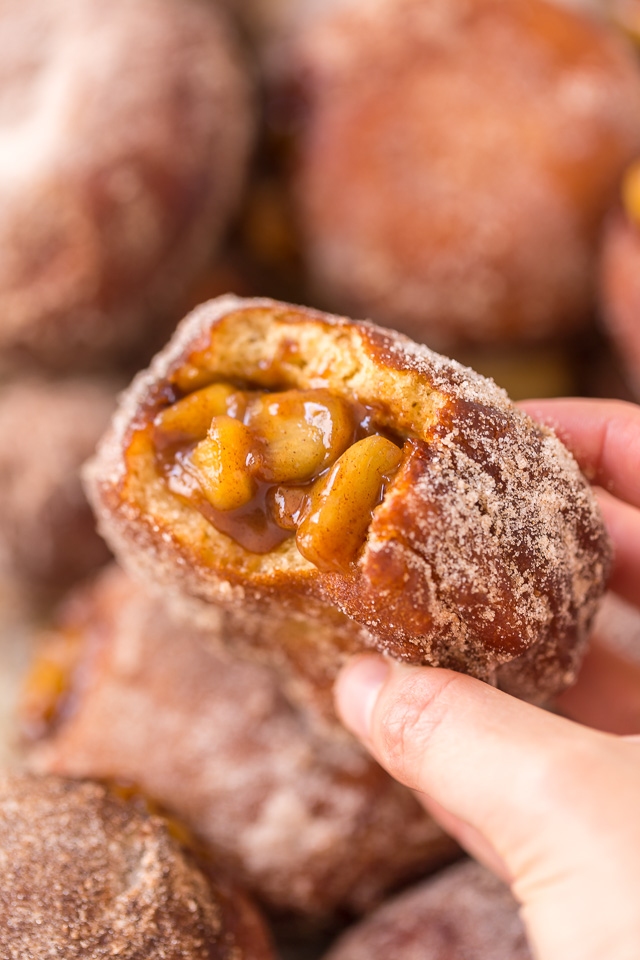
324;860;532;960
0;0;254;370
0;772;272;959
281;0;640;346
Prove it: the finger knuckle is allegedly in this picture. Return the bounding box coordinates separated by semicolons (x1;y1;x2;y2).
375;671;462;789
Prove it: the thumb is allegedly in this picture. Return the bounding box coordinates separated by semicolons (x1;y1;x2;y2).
335;655;640;960
334;655;619;882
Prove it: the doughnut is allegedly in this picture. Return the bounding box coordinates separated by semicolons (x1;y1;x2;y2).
85;296;611;702
0;771;275;960
322;860;531;960
21;565;457;920
0;377;116;602
270;0;640;348
0;0;253;371
600;161;640;399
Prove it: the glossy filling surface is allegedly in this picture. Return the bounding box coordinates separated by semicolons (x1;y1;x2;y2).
152;379;404;572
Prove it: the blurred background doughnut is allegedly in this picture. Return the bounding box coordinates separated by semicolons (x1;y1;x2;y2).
0;772;275;960
321;860;532;960
0;377;117;605
270;0;640;349
0;0;254;372
20;565;458;923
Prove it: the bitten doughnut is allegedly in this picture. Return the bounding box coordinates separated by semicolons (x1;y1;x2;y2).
22;566;456;920
272;0;640;347
322;860;531;960
86;295;611;701
0;772;275;960
600;161;640;399
0;377;116;602
0;0;253;371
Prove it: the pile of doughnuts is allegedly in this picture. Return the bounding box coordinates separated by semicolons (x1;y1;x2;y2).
0;0;638;955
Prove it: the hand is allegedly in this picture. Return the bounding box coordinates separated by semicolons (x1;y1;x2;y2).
334;398;640;960
521;399;640;735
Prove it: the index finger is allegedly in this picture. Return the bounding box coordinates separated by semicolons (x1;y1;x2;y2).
520;398;640;511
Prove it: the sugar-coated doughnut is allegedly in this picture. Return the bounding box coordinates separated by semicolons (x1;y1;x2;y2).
22;566;457;920
85;296;611;701
0;377;116;602
0;771;275;960
272;0;640;347
0;0;254;370
322;860;531;960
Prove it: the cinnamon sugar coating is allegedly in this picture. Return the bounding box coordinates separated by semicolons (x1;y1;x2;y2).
85;295;611;701
0;377;116;601
600;209;640;400
0;772;275;960
323;860;531;960
273;0;640;348
0;0;253;371
23;566;456;920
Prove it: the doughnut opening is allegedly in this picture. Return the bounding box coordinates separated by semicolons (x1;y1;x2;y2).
152;379;404;572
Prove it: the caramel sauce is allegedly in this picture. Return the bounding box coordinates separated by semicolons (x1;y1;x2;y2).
152;378;404;566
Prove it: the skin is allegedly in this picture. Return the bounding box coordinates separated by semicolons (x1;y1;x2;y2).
335;398;640;960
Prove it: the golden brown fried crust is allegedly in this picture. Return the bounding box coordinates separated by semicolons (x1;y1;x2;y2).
24;566;457;920
323;860;531;960
0;377;116;600
273;0;640;347
600;210;640;400
0;772;275;960
85;295;611;700
0;0;254;372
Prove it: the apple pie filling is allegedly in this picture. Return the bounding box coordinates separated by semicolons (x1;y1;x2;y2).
152;380;405;572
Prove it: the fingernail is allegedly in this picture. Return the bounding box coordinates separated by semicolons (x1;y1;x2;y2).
335;655;391;740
